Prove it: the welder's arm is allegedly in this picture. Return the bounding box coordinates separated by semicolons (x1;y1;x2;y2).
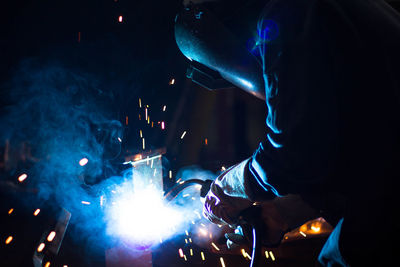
175;3;265;100
203;156;318;244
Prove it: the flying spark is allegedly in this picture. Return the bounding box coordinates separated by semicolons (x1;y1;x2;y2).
47;231;56;242
269;251;276;261
18;173;27;182
5;236;13;245
37;243;45;252
211;242;220;251
180;131;187;139
220;257;226;267
179;248;184;258
33;209;41;216
79;158;88;166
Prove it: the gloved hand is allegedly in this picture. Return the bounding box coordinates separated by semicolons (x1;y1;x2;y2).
203;158;318;246
203;159;255;226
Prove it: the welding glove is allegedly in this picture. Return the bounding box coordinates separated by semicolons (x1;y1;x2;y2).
203;158;318;246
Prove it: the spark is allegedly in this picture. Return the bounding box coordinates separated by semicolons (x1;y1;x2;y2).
126;116;129;125
311;225;321;232
188;238;192;243
211;242;220;251
269;251;276;261
311;221;322;233
33;209;41;216
299;231;307;237
37;243;45;252
5;236;13;245
81;201;91;205
221;166;226;171
79;158;88;166
201;251;205;261
205;138;208;145
220;257;226;267
118;15;123;23
139;98;142;108
199;228;207;236
169;170;172;179
169;78;175;85
190;248;193;256
44;262;50;267
117;137;122;143
162;105;166;111
185;230;189;236
180;131;187;139
179;181;185;185
183;194;190;198
241;249;251;260
47;231;56;242
8;208;14;214
183;255;187;261
100;195;104;206
145;108;148;120
265;250;269;258
184;238;188;244
18;173;27;182
161;121;165;130
140;130;143;138
179;248;184;258
142;138;145;150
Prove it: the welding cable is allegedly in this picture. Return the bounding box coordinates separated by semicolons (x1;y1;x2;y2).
164;179;213;202
250;225;261;267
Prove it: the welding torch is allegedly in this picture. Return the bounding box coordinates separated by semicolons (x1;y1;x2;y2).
164;178;262;267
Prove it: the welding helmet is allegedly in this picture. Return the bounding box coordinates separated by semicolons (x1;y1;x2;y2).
174;1;266;100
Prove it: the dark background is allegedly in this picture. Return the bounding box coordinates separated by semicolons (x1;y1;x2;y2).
1;0;400;266
0;0;268;266
0;0;268;170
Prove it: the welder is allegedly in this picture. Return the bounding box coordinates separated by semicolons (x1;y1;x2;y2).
176;0;400;266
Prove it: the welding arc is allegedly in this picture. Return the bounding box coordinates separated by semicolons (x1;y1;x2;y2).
163;179;207;202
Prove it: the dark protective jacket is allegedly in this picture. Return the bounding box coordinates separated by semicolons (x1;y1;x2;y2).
249;0;399;264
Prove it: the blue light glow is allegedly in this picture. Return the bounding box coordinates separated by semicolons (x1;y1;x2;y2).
104;176;184;246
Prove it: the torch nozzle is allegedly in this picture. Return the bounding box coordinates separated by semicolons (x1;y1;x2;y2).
164;179;213;202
